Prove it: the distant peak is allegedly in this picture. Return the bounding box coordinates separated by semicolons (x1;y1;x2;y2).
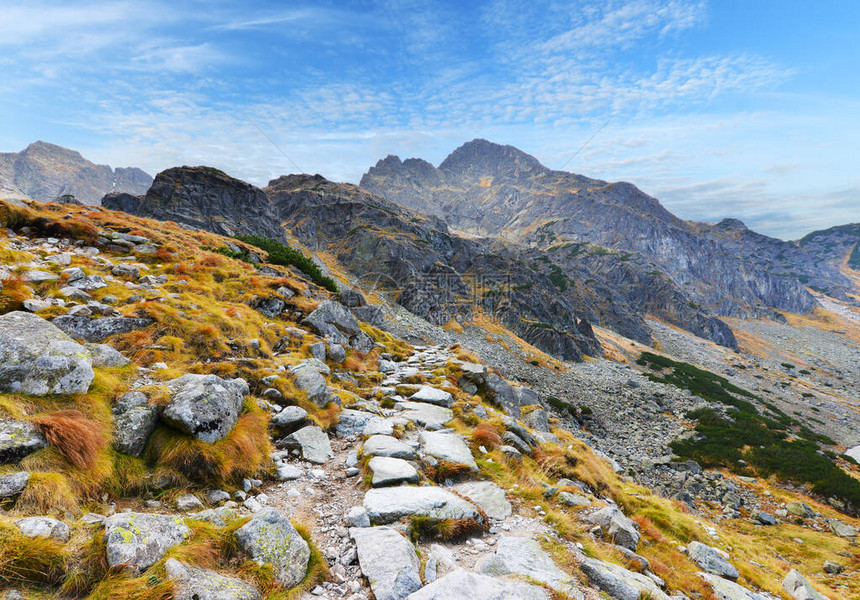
439;139;544;176
715;218;748;231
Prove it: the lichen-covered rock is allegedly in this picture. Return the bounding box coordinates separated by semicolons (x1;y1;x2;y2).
475;535;582;599
0;472;30;498
584;506;641;552
450;481;512;520
580;557;670;600
52;315;155;342
104;513;190;572
161;374;249;442
14;517;70;542
87;343;131;367
0;311;94;395
419;430;476;469
235;508;310;588
302;300;375;352
782;569;831;600
112;391;158;456
165;558;262;600
280;425;334;464
350;526;421;600
270;405;309;434
483;373;520;415
0;420;48;463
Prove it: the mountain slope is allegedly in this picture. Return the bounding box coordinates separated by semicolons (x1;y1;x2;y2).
0;141;151;204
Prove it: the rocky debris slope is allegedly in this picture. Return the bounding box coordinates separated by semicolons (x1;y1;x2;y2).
0;141;151;204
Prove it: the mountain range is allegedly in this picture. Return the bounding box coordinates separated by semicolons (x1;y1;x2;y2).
0;141;152;205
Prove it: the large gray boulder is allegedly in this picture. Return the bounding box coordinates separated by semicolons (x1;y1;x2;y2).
336;408;385;437
165;558;262;600
0;472;30;498
483;373;520;415
475;535;582;599
408;386;454;408
782;569;831;600
161;374;249;442
303;301;375;352
450;481;512;520
87;343;131;367
419;430;476;469
579;557;670;600
52;315;154;342
584;506;641;552
406;569;551;600
364;486;484;525
270;405;309;433
280;425;333;464
350;526;421;600
369;456;420;487
363;435;417;460
520;406;549;432
698;573;768;600
291;364;330;407
14;517;70;542
0;311;95;395
112;391;158;456
104;513;190;572
0;420;48;463
688;541;739;580
235;508;310;588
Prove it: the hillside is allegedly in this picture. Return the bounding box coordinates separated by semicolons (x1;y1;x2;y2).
0;141;151;205
0;195;857;600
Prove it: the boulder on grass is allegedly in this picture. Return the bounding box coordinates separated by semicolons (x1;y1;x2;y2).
235;508;310;588
161;374;249;443
104;513;190;572
165;558;262;600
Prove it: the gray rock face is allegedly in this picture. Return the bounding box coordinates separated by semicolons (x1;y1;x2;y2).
476;536;582;599
579;557;670;600
369;456;420;487
336;409;385;437
0;311;95;395
0;420;48;463
161;374;248;443
688;541;738;580
406;569;551;600
270;405;309;433
782;569;831;600
104;513;190;572
584;506;641;552
235;508;310;588
52;315;155;342
14;517;70;542
103;166;283;241
112;391;158;456
281;425;333;464
165;558;261;600
408;386;454;408
828;520;856;539
363;486;484;525
419;431;476;468
0;472;30;497
450;482;511;521
350;526;422;600
87;343;131;367
363;435;417;460
698;573;768;600
558;491;591;507
303;301;375;352
520;406;550;432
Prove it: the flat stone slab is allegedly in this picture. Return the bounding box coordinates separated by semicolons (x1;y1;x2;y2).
369;456;420;487
476;535;582;599
399;401;453;430
698;573;768;600
688;541;738;580
364;486;483;525
104;513;190;572
408;386;454;408
450;481;512;520
363;435;417;460
406;569;550;600
350;526;421;600
419;431;476;469
580;557;670;600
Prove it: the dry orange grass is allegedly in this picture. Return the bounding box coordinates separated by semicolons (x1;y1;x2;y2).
32;410;108;470
471;423;503;449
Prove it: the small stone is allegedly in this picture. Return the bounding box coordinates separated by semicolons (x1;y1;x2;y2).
175;494;204;511
346;506;371;528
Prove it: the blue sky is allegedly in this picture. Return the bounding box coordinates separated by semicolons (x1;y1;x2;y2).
1;0;858;239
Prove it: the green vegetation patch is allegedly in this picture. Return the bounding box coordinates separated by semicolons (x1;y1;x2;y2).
637;352;860;508
235;234;338;293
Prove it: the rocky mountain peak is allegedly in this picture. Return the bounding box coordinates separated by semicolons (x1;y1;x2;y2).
438;138;545;179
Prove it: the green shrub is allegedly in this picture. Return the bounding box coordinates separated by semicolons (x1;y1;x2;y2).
235;235;338;293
